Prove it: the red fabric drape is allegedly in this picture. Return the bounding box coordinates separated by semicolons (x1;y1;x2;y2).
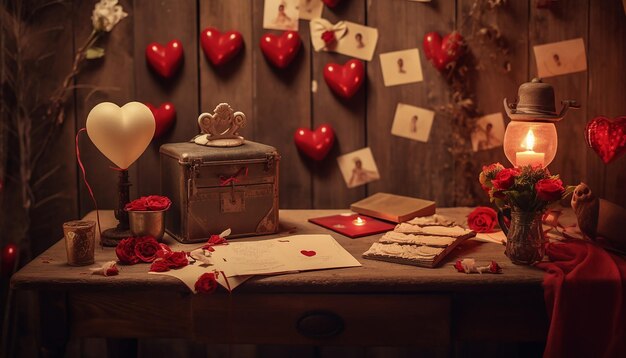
537;240;626;358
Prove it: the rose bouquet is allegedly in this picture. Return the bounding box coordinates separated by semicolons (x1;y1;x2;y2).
125;195;171;211
479;163;574;213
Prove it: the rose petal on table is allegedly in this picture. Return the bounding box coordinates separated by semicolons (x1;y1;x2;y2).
90;261;119;276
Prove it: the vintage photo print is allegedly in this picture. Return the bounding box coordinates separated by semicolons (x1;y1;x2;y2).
334;21;379;61
533;38;587;78
380;49;424;87
471;112;505;152
263;0;299;31
337;147;381;189
298;0;324;20
390;103;434;143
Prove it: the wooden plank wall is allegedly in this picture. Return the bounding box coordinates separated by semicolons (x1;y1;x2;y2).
65;0;626;217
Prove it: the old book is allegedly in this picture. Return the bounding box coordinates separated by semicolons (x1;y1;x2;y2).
350;192;436;223
394;223;474;238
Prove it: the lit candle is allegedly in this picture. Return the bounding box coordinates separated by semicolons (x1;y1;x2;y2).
352;216;367;226
515;130;545;167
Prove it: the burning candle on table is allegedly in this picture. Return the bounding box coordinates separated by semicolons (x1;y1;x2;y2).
352;216;367;226
515;130;545;167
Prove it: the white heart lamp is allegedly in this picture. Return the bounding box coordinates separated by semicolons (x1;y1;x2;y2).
86;102;155;169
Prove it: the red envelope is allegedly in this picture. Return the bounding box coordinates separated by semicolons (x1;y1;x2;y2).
309;214;395;238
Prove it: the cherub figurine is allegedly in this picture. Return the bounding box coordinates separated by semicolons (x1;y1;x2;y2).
194;103;246;147
571;182;626;253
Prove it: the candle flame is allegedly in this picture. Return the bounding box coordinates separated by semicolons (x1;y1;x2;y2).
524;130;536;151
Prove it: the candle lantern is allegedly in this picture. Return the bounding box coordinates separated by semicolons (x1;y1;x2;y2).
503;78;578;168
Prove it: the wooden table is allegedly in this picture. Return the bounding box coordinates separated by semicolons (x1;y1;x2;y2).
12;209;548;355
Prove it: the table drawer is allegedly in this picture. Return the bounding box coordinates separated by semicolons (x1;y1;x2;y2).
192;294;451;346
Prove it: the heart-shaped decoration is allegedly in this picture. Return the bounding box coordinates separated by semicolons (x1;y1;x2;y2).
422;31;464;71
144;102;176;140
145;39;184;79
323;59;364;99
300;250;317;257
259;31;301;68
322;0;341;8
585;116;626;164
294;124;335;161
310;18;348;51
86;102;155;169
200;27;244;66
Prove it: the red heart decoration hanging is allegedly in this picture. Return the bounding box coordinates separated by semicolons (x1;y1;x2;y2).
323;59;364;99
322;0;341;7
1;243;18;277
145;40;184;79
300;250;317;257
422;31;464;71
585;116;626;164
294;124;335;161
259;31;302;68
145;102;176;140
200;27;244;66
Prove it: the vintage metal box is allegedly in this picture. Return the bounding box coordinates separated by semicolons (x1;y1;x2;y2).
160;141;280;243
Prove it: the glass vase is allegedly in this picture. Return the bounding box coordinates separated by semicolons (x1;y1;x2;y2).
504;209;545;265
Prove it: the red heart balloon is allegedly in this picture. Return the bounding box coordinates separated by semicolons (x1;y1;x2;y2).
322;0;341;7
423;31;464;71
323;59;364;99
294;124;335;161
585;116;626;164
145;102;176;139
300;250;317;257
145;40;184;79
200;27;244;66
259;31;301;68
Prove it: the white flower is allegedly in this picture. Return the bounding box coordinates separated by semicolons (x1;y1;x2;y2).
92;0;128;32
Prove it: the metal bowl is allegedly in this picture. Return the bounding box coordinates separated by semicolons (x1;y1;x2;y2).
128;210;166;241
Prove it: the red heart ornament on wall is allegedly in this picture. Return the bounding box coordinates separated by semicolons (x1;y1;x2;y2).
259;31;301;68
322;0;341;7
200;27;244;66
294;124;335;161
145;40;184;79
323;59;364;99
585;116;626;164
145;102;176;140
423;31;464;71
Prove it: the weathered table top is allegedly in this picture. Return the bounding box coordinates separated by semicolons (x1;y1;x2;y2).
12;208;544;294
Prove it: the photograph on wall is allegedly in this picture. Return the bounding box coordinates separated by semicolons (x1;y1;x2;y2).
390;103;434;143
380;49;424;87
263;0;300;31
334;21;379;61
470;112;505;152
533;38;587;78
337;147;380;189
298;0;324;20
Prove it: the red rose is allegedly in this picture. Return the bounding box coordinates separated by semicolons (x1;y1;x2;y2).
115;237;140;264
491;168;518;190
166;251;189;268
321;30;335;45
535;178;564;202
125;197;148;211
149;259;170;272
133;236;160;263
145;195;171;211
194;272;219;294
467;206;497;233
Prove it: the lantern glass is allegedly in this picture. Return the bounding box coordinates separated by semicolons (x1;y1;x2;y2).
503;121;558;168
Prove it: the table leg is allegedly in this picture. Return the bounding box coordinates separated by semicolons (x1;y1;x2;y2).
38;291;67;358
106;338;138;358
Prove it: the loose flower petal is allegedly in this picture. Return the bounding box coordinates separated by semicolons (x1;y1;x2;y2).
90;261;119;276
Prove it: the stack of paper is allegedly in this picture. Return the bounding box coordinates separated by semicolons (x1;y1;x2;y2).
363;214;475;268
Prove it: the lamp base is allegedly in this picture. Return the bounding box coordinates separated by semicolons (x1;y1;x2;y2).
100;227;132;247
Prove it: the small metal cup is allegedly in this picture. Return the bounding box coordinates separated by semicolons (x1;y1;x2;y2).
63;220;96;266
128;210;166;241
